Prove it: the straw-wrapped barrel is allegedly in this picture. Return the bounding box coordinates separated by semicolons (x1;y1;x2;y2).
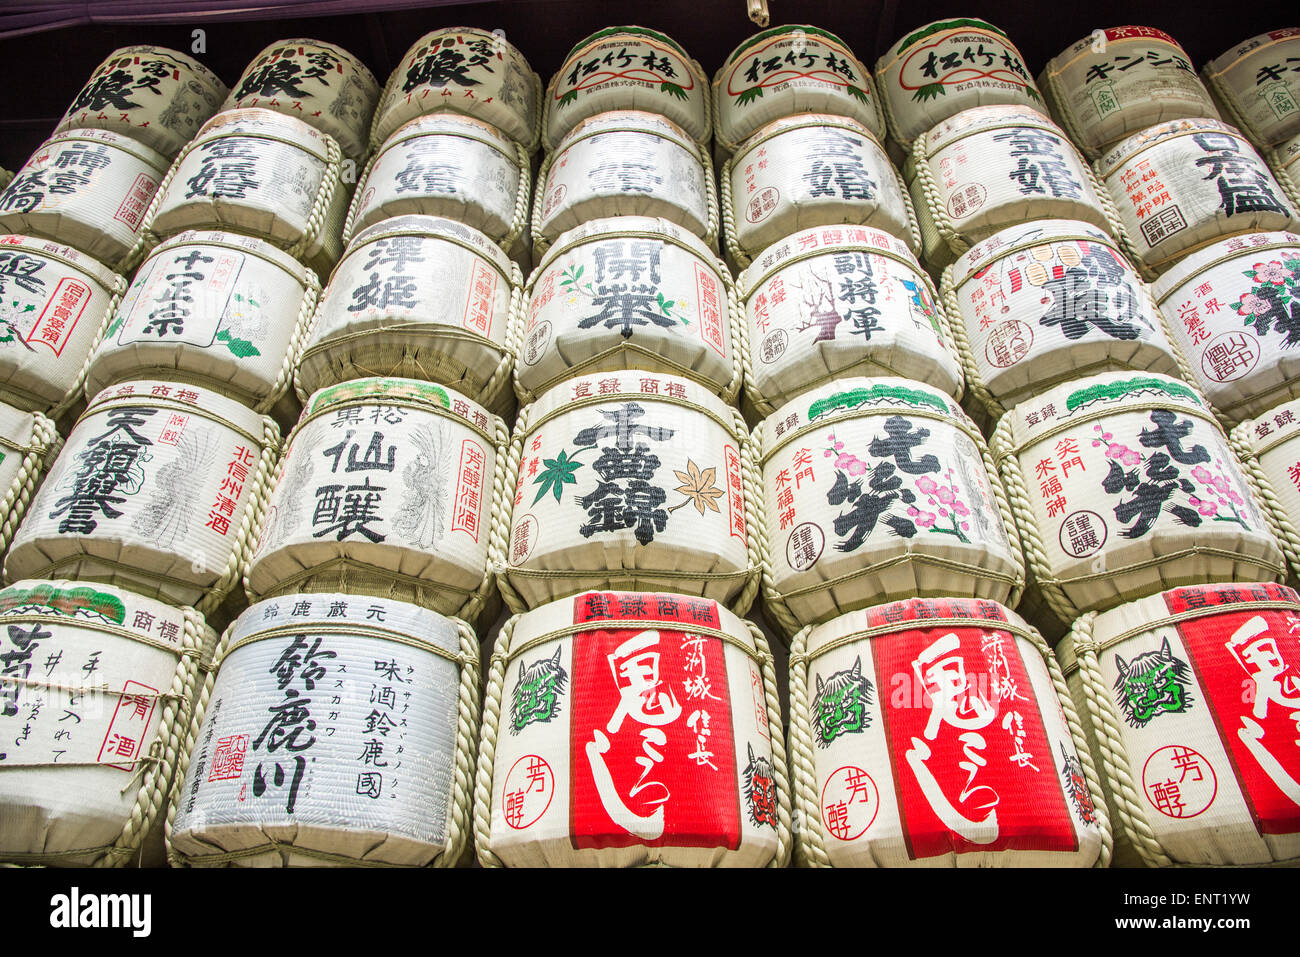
0;402;61;560
1232;395;1300;582
1203;29;1300;150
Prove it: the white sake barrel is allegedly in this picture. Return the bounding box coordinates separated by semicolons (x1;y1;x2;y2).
1233;395;1300;581
1039;27;1220;160
909;105;1116;271
5;381;279;614
1268;133;1300;211
990;371;1284;634
944;219;1182;423
0;403;60;559
168;592;477;867
759;377;1022;636
372;28;542;153
54;46;228;160
1060;581;1300;866
874;18;1045;153
1204;29;1300;149
0;130;167;272
498;371;756;613
545;27;709;152
0;578;211;866
345;113;529;259
723;115;916;268
246;378;504;625
517;216;738;404
790;597;1108;867
296;216;518;417
533;110;715;258
739;225;962;419
84;231;318;418
223;39;379;166
1154;231;1300;424
713;26;885;155
476;590;787;867
0;236;124;418
148;108;349;279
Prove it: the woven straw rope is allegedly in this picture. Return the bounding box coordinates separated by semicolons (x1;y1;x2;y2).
720;155;745;269
339;152;377;243
1232;423;1300;581
0;411;62;561
1268;147;1300;215
39;264;127;422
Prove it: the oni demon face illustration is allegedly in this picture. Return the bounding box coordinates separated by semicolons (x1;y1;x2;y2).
742;743;777;828
510;647;567;734
810;656;873;747
1113;637;1194;728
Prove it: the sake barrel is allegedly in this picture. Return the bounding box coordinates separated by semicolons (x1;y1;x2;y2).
0;579;211;867
517;216;738;405
759;377;1022;636
874;18;1045;153
168;592;477;867
0;235;124;418
739;225;962;419
990;371;1284;633
84;231;318;418
475;590;788;867
345;113;529;258
1097;118;1299;276
497;371;757;614
713;25;885;155
1204;29;1300;149
723;115;916;269
1039;28;1219;161
944;219;1183;423
909;105;1117;272
5;381;280;614
296;216;519;417
1153;231;1300;424
1267;133;1300;211
0;403;60;559
1233;395;1300;580
0;130;167;272
545;27;709;152
54;46;228;160
223;39;379;166
533;110;715;258
246;378;505;625
147;108;349;279
789;597;1109;867
1060;581;1300;865
371;27;542;153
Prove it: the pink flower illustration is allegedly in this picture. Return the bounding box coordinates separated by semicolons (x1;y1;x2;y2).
916;513;936;529
1190;465;1213;484
1227;490;1243;506
835;453;868;476
953;501;970;516
916;475;938;495
936;485;955;505
1235;292;1269;317
1197;500;1219;516
1254;261;1289;285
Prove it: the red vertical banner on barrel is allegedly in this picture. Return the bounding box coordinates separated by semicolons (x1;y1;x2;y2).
569;592;740;850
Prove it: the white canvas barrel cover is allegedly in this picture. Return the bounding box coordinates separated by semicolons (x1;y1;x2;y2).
739;224;962;419
0;235;123;417
5;380;279;614
223;39;380;166
168;591;475;867
1204;29;1300;149
945;219;1181;422
55;45;229;160
246;378;503;624
0;578;209;866
517;216;737;404
85;230;317;416
372;27;541;153
499;371;755;614
1233;394;1300;582
1097;118;1299;276
545;26;709;153
1061;581;1300;865
1154;231;1300;424
874;18;1046;153
0;401;60;559
297;215;517;417
714;25;884;155
790;597;1108;866
990;370;1284;630
759;376;1022;636
0;130;168;272
1039;27;1219;160
477;590;787;867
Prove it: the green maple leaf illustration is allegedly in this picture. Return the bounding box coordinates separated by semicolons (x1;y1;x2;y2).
532;449;584;504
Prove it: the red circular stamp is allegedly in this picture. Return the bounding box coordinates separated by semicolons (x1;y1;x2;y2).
1142;745;1217;819
502;754;555;830
820;765;879;842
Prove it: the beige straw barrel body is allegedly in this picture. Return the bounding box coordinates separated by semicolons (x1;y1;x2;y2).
1203;29;1300;150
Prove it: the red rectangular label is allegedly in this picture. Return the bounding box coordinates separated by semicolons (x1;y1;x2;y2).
97;680;159;772
450;438;485;541
113;173;158;231
873;625;1076;860
694;262;725;357
463;259;496;336
724;443;746;546
569;591;739;850
30;276;90;357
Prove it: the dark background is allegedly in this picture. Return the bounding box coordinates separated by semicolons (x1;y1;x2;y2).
0;0;1287;169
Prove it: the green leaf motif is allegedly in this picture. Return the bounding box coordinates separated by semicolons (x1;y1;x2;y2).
216;328;261;358
660;81;688;101
809;384;949;421
736;86;764;106
846;85;870;105
1065;376;1200;412
533;449;584;504
558;90;579;107
913;83;946;102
